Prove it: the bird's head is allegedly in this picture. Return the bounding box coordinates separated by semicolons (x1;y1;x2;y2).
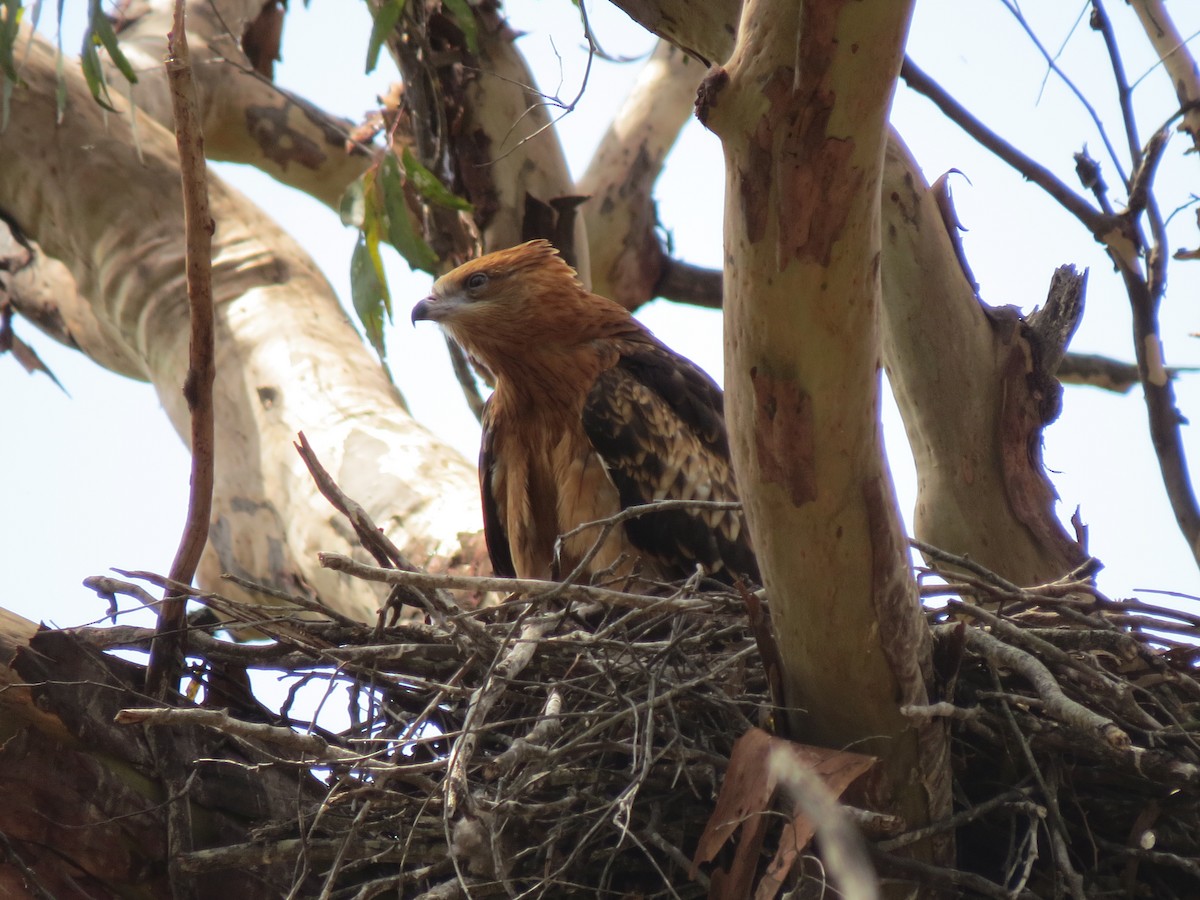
411;239;583;327
412;240;630;375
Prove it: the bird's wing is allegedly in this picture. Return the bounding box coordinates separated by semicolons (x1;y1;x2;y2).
581;340;759;584
479;401;517;578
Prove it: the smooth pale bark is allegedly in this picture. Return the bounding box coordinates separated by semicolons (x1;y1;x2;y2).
578;40;706;309
112;0;373;210
881;138;1086;584
1;33;482;623
1128;0;1200;155
704;0;949;854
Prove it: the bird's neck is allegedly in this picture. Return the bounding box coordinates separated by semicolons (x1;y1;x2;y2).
486;341;613;416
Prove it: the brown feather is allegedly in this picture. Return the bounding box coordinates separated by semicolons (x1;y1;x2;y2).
413;240;758;585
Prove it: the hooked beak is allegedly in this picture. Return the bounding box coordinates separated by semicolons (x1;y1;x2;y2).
411;296;437;325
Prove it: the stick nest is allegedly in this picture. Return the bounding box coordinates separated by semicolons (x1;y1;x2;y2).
77;555;1200;900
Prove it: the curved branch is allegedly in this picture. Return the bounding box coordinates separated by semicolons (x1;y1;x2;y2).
603;0;740;66
114;0;374;210
578;40;705;309
2;30;482;623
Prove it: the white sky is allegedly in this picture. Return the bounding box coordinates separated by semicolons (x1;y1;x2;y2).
3;0;1199;632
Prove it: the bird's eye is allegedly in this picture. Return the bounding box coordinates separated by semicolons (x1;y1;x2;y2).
466;272;489;292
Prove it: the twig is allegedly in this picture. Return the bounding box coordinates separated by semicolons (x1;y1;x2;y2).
318;551;732;612
900;57;1115;238
871;848;1038;899
1090;0;1143;172
876;789;1043;852
294;433;478;638
444;613;557;814
967;629;1130;748
987;664;1088;900
116;706;416;776
147;2;217;700
999;0;1130;184
551;500;743;594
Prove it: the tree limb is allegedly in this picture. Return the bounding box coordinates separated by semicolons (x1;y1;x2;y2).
578;39;705;309
1127;0;1200;154
701;0;951;868
113;0;374;209
1;29;481;623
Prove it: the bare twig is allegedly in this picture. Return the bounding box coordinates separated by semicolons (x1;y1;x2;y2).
1090;0;1143;172
318;551;736;613
900;57;1116;238
147;2;216;699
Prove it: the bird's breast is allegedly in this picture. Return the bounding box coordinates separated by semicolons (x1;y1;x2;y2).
496;422;639;582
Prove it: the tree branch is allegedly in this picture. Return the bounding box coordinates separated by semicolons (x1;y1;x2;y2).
2;29;481;623
148;0;216;700
111;0;374;210
579;40;704;309
1127;0;1200;154
900;58;1118;240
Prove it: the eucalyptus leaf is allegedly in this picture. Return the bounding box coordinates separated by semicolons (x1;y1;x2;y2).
380;154;439;274
339;175;367;228
401;148;472;212
441;0;478;55
87;0;136;83
350;232;390;359
366;0;406;74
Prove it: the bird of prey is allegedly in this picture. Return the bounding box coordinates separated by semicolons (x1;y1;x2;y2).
412;240;758;587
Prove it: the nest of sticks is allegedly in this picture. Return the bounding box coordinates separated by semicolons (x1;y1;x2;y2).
86;553;1200;899
71;462;1200;899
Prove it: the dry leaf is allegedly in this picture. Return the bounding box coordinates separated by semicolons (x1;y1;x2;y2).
693;727;876;900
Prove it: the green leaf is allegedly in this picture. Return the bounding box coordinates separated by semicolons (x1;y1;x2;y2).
401;147;472;212
365;0;406;74
87;0;136;84
441;0;478;55
79;34;115;111
351;230;390;359
0;0;24;82
339;175;367;228
380;154;439;274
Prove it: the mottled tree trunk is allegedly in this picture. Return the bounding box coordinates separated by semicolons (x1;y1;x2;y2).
701;0;952;862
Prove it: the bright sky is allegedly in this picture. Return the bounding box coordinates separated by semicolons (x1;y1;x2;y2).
3;0;1199;632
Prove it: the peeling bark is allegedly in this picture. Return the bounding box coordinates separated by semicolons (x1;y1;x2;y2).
614;0;1082;588
880;137;1087;584
0;611;316;899
704;0;950;867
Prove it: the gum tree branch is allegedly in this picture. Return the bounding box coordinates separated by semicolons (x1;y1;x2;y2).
2;30;482;623
578;40;705;309
1128;0;1200;154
